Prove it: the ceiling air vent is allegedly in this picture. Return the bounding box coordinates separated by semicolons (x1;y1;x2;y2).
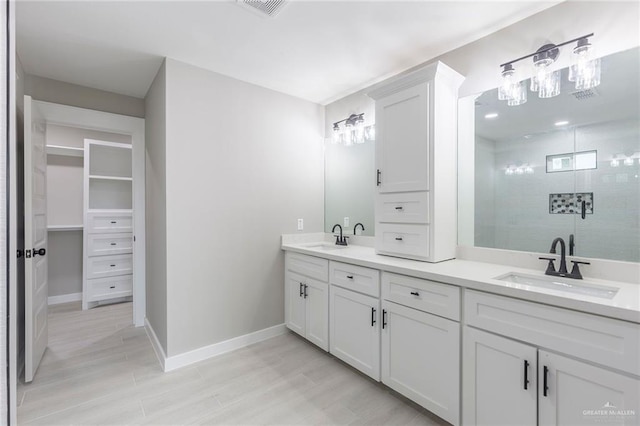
570;88;599;101
236;0;287;18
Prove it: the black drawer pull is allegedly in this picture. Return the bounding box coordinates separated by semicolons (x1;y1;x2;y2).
395;237;403;241
303;284;308;299
524;360;530;390
410;291;420;296
299;283;303;297
110;243;117;246
110;286;116;289
346;275;354;279
382;309;387;329
395;206;403;210
110;264;116;267
110;221;117;224
371;307;376;326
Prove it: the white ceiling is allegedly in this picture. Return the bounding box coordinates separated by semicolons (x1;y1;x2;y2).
16;0;560;105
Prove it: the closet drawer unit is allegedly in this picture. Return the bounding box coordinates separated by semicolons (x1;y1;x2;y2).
86;275;133;302
87;233;133;256
285;252;328;282
382;272;460;321
465;290;640;376
376;192;429;224
87;212;133;234
330;261;380;297
376;223;429;261
86;254;133;279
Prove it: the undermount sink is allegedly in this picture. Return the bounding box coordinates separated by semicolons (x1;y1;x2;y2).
302;242;348;251
495;272;619;299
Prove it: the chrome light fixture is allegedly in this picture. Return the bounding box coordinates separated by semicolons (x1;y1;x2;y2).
499;33;599;106
331;113;375;146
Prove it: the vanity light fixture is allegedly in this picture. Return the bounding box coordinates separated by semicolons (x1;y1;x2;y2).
499;33;600;106
331;113;375;146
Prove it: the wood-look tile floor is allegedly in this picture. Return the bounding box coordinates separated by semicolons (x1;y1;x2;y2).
18;301;449;425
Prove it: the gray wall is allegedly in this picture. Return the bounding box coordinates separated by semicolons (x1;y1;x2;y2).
24;74;145;118
144;60;168;353
163;58;324;357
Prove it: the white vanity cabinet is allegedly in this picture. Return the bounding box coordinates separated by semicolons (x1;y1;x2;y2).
329;261;381;380
368;61;464;262
463;290;640;426
381;272;461;425
284;252;329;351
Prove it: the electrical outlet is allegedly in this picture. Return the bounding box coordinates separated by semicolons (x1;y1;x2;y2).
344;217;350;227
297;218;304;231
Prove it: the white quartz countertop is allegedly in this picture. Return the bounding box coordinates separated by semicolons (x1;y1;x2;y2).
281;241;640;324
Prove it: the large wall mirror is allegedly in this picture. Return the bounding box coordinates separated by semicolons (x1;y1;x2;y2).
459;47;639;262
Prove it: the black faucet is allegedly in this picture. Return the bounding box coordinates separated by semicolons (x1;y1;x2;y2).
539;236;590;280
331;224;348;246
353;223;365;235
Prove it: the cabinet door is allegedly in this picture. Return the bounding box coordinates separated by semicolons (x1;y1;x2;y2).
462;327;537;426
381;301;460;425
304;278;329;352
330;286;380;380
285;271;306;337
375;83;429;193
538;350;640;426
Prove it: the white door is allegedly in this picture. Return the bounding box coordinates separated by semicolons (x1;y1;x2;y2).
462;327;536;426
23;95;48;383
381;301;460;425
538;350;640;426
304;278;328;352
330;285;380;380
284;271;305;337
375;83;429;193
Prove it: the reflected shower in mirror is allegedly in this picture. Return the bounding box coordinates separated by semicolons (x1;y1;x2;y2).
463;47;639;262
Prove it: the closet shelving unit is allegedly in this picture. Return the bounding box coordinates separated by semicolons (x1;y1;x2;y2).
82;139;134;309
46;144;84;232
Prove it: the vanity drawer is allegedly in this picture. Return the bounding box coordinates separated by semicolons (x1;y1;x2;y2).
86;275;133;302
87;233;133;256
87;212;133;234
376;223;429;261
382;272;460;321
86;254;133;279
465;290;640;376
330;261;380;297
376;192;429;224
286;252;328;282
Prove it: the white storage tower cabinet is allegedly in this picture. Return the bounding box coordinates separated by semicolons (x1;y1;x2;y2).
82;139;134;309
368;61;463;262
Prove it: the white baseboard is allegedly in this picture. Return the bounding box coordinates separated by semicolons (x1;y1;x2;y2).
144;318;167;371
144;321;287;372
48;292;82;305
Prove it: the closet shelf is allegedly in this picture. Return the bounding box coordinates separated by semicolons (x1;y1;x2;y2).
48;225;83;231
46;145;84;157
89;174;133;182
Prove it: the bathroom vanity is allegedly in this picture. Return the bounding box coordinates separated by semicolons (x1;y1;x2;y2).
282;237;640;426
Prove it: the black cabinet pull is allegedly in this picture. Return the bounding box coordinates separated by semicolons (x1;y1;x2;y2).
110;264;116;267
303;284;308;299
110;242;117;246
410;291;419;296
346;275;354;279
299;283;303;297
543;365;549;397
109;286;116;289
376;169;381;186
395;237;403;241
110;221;117;224
395;206;403;210
382;309;387;329
524;360;530;390
371;307;376;326
581;200;586;220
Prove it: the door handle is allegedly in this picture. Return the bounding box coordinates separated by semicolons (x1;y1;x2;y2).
382;309;387;329
523;360;530;390
543;365;549;397
32;248;46;257
371;307;376;326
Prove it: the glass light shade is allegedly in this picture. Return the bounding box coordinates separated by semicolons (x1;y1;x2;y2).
538;69;561;98
498;67;517;101
624;157;634;166
343;124;353;146
575;57;601;90
332;126;341;144
354;120;365;144
507;80;527;106
365;125;375;141
610;159;620;167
